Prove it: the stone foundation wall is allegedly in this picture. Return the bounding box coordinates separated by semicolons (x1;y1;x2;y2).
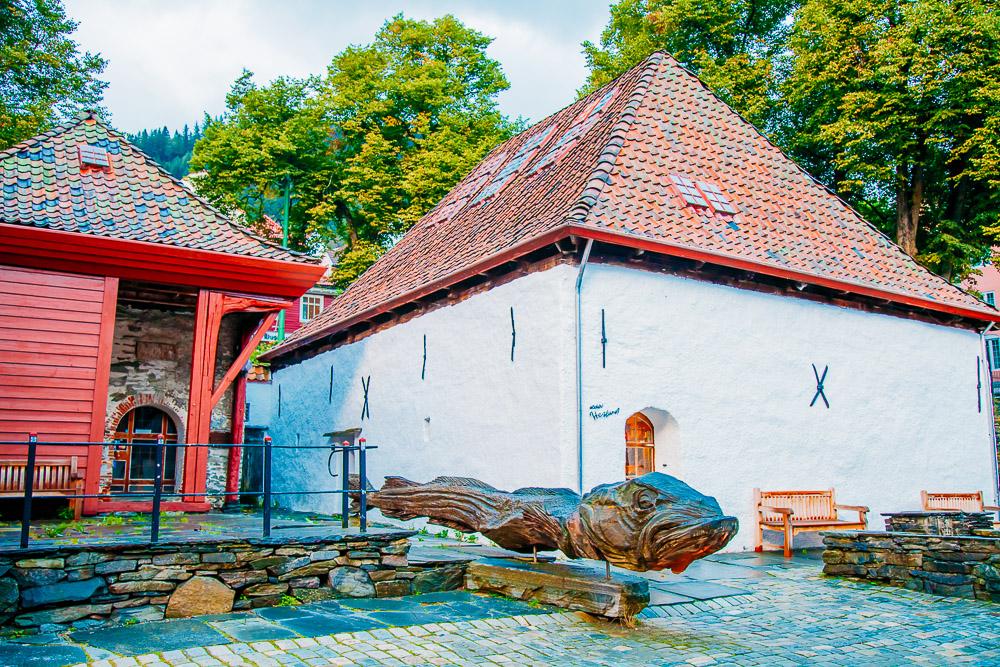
822;530;1000;602
0;530;471;631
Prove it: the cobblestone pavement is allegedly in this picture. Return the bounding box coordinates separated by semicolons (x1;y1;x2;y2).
8;553;1000;666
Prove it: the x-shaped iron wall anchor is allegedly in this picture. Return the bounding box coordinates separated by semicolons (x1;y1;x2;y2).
810;364;829;408
361;375;371;421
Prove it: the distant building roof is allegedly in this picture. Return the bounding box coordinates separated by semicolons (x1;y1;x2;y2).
268;53;1000;359
0;112;314;264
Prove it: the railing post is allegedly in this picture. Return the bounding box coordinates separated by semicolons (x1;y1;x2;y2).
262;436;272;537
20;433;37;549
358;438;367;533
150;435;164;544
341;441;350;529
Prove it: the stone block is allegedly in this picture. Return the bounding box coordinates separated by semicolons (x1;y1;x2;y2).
11;567;66;588
411;565;465;594
218;570;268;589
201;552;237;564
466;559;648;619
250;595;282;608
165;576;234;618
152;553;200;566
118;565;191;582
250;556;288;570
328;567;375;598
369;570;398;582
269;556;309;576
276;562;336;581
244;582;288;597
66;553;110;567
15;604;111;627
95;559;138;575
21;578;106;609
108;580;175;595
375;580;411;598
66;567;95;582
308;551;340;562
288;576;320;589
382;555;407;568
15;558;64;569
292;588;338;603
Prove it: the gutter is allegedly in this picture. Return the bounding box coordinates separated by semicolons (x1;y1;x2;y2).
982;322;999;506
575;239;594;494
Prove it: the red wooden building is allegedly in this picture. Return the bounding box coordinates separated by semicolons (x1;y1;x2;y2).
0;112;324;514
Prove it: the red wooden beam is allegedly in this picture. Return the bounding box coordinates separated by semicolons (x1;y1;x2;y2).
0;223;325;299
209;310;279;409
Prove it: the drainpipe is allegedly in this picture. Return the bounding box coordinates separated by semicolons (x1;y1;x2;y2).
982;322;999;506
575;239;594;495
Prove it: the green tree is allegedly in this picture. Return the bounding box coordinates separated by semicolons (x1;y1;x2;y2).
191;14;518;286
580;0;797;130
784;0;1000;279
0;0;107;148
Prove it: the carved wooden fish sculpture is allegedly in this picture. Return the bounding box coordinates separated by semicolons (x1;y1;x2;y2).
368;472;738;573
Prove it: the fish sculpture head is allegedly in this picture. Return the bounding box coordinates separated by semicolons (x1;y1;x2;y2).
575;472;738;573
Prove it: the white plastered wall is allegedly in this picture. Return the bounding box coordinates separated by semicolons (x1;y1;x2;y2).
265;268;578;517
264;262;997;552
577;263;997;551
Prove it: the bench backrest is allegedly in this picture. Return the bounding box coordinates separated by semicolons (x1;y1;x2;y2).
921;491;984;513
755;488;836;522
0;457;80;493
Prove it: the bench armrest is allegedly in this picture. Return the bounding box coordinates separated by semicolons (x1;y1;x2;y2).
835;504;869;512
758;505;793;516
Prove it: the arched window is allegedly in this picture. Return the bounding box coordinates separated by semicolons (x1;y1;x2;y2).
625;412;654;479
111;406;178;494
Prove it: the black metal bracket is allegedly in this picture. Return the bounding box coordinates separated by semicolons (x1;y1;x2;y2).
510;307;516;362
277;384;282;417
810;364;829;408
329;366;334;403
601;309;608;369
361;375;371;421
422;334;427;380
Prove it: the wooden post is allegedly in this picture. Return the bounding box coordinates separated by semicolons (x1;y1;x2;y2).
183;290;224;502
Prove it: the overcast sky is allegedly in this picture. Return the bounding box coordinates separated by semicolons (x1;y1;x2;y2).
62;0;611;134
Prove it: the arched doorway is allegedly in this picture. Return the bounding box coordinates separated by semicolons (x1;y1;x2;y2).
625;412;655;479
111;406;178;495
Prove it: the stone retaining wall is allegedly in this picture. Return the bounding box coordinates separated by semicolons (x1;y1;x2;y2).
0;530;466;631
822;530;1000;602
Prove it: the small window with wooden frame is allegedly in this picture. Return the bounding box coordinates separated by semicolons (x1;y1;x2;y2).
625;412;655;479
300;294;324;322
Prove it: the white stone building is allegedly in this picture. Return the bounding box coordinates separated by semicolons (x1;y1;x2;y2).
258;53;1000;552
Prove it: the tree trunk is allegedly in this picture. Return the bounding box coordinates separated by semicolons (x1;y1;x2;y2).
895;164;922;257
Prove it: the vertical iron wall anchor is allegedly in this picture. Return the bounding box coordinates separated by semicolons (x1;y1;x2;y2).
601;308;608;368
510;307;516;362
422;334;427;380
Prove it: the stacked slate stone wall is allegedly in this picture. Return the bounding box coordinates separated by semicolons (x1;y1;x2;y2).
822;530;1000;602
0;530;466;630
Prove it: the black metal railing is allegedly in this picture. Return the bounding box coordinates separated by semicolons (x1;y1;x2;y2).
0;434;375;549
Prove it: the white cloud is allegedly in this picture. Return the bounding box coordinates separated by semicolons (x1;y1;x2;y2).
63;0;608;132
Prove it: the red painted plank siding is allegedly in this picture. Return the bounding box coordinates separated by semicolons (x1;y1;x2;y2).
0;265;110;482
279;294;335;335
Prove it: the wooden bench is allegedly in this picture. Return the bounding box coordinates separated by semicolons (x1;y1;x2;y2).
0;457;83;519
754;488;868;557
921;491;1000;527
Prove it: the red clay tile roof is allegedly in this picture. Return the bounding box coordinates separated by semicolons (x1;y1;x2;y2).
271;53;997;358
0;112;315;264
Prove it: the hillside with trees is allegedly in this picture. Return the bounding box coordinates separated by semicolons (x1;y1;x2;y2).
127;125;203;178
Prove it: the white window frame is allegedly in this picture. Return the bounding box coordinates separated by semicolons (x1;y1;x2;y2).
299;294;324;322
987;337;1000;370
984;291;995;307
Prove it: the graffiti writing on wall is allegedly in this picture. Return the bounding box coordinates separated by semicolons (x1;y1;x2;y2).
589;404;621;420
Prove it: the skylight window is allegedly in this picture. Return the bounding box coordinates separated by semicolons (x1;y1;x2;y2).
472;126;554;206
669;174;709;208
697;181;737;214
530;87;617;174
79;144;110;169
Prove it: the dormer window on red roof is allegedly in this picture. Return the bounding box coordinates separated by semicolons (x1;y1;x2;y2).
670;174;709;208
79;144;110;170
670;174;737;214
697;181;737;214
